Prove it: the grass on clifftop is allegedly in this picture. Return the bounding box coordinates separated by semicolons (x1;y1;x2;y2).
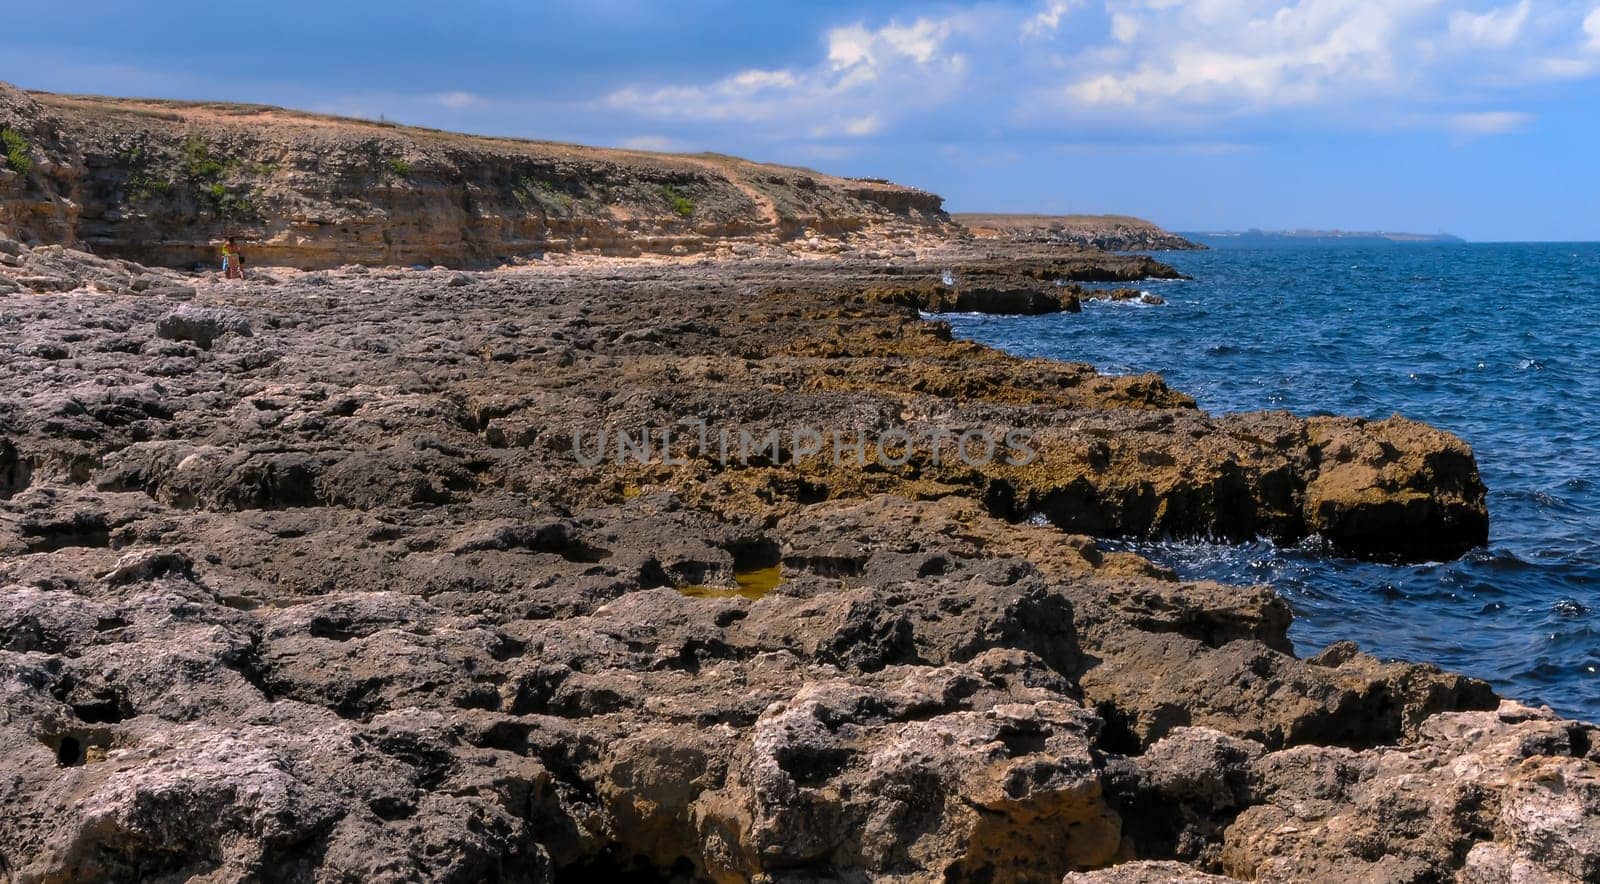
2;129;32;177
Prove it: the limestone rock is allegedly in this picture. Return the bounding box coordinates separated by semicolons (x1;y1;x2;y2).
692;652;1123;882
1063;861;1235;882
1221;702;1600;883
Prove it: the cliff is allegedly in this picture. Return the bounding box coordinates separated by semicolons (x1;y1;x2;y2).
0;82;953;269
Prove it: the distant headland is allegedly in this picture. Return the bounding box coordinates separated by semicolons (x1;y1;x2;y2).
1185;228;1467;248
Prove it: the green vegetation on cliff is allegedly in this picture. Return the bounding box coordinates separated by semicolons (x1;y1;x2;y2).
2;128;31;176
514;177;574;215
181;136;226;180
661;184;695;218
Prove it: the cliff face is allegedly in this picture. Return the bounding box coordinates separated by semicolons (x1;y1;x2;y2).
0;82;952;269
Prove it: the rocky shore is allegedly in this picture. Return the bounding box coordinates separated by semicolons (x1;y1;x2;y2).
2;77;1595;884
2;226;1596;883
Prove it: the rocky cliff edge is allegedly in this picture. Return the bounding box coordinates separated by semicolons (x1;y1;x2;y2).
0;82;953;269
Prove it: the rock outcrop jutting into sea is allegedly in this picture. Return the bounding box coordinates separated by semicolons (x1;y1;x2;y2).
955;214;1207;252
2;83;1597;883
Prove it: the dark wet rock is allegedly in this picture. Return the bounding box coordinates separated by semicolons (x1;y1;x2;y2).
861;278;1082;315
1103;727;1266;866
0;437;30;498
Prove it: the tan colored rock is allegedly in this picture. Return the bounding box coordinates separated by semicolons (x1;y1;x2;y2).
1303;415;1489;560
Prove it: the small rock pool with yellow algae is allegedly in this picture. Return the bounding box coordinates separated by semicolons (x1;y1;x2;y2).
679;566;785;600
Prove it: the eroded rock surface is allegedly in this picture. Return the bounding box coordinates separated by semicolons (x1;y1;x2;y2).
0;243;1571;883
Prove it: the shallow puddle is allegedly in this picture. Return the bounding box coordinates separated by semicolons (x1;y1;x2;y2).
680;565;784;600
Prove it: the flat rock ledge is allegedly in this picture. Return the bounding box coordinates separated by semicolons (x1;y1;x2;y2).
0;243;1569;884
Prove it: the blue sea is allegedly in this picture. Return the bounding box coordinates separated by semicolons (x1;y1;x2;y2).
941;242;1600;721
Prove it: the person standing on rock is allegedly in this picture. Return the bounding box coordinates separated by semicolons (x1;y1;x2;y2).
221;237;246;280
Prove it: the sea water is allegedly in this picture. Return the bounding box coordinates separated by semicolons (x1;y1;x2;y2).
942;242;1600;720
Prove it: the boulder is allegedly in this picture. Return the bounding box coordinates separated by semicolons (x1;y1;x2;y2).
154;305;253;349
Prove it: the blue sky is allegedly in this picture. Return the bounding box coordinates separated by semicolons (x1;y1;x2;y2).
6;0;1600;240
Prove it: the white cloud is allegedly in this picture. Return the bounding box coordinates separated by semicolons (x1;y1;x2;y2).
1109;13;1140;44
1059;1;1443;111
874;20;952;64
1053;141;1258;156
1023;0;1078;38
616;135;687;152
807;114;882;138
601;16;969;138
431;91;480;110
727;70;799;91
592;2;1600;146
1036;0;1600;124
1448;1;1531;49
842;115;880;136
1447;110;1533;135
827;25;876;70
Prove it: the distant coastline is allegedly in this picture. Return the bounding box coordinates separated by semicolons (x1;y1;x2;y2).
1184;228;1467;248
